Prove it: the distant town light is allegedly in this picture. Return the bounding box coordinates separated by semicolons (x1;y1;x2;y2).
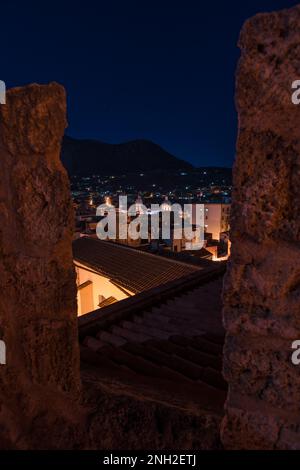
161;196;171;212
96;196;205;250
135;194;145;214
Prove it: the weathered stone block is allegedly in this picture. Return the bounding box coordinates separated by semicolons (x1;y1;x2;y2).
0;83;81;448
222;4;300;449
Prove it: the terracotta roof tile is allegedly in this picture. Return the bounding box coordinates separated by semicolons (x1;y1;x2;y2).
73;237;200;294
79;275;227;413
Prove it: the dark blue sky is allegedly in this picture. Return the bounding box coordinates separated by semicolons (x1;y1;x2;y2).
2;0;297;167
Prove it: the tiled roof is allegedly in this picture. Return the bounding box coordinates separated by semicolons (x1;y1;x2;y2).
73;237;200;294
79;268;227;414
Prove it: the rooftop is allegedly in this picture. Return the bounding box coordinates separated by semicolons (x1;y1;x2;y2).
73;237;201;294
79;263;227;445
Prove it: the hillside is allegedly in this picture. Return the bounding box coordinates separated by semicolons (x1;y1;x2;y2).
61;136;193;175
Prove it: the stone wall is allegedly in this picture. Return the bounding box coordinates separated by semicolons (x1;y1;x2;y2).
222;4;300;449
0;83;81;448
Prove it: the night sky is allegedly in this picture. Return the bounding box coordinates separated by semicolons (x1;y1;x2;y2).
2;0;298;167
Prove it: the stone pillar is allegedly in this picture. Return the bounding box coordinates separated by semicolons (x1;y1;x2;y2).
0;83;80;448
222;5;300;450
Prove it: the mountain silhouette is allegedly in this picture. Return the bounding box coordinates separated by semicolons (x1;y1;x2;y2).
61;136;193;175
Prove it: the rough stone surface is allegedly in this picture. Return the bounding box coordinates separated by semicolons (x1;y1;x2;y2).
0;82;224;450
0;83;81;448
222;5;300;449
81;370;223;450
